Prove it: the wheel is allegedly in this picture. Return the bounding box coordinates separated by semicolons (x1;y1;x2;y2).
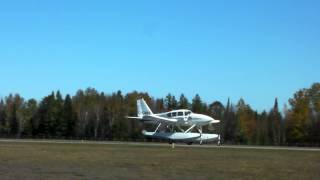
186;142;193;145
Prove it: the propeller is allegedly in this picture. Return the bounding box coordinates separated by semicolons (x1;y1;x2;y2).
208;123;215;131
208;119;220;131
184;114;192;125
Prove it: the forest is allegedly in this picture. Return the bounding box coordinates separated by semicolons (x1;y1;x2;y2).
0;83;319;146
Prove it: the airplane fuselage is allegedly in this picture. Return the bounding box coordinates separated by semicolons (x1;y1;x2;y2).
143;109;215;126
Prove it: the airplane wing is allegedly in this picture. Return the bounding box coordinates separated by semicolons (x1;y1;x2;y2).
126;116;143;119
144;114;177;124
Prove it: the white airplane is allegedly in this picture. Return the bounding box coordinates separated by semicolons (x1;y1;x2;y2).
127;98;220;145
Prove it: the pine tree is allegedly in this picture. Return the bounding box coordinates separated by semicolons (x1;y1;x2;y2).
256;111;268;145
208;101;225;119
267;98;282;145
0;99;7;135
165;93;178;110
223;98;237;143
62;94;75;138
192;94;204;113
155;98;165;113
23;99;38;137
178;94;189;109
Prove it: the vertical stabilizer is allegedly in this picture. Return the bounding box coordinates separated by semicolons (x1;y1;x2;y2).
137;98;153;117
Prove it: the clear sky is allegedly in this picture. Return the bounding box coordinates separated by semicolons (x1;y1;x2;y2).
0;0;319;111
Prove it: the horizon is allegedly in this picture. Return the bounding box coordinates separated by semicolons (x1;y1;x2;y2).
1;1;319;111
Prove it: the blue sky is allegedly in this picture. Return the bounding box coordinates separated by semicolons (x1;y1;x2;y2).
0;0;319;111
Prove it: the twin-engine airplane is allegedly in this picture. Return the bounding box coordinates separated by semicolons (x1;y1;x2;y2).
127;98;220;145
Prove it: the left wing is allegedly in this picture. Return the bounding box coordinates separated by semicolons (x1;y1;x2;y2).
126;116;143;119
144;114;177;124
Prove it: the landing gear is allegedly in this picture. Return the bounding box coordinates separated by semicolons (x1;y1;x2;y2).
154;123;162;133
197;126;203;145
186;142;193;145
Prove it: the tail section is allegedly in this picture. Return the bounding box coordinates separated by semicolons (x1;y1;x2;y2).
137;98;153;117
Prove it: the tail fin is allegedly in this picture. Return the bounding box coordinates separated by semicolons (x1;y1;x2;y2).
137;98;153;117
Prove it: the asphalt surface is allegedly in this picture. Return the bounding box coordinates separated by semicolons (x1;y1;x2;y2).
0;138;319;152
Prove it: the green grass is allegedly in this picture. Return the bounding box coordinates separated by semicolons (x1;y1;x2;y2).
0;142;319;180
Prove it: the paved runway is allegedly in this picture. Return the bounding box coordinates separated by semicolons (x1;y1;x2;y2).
0;138;319;151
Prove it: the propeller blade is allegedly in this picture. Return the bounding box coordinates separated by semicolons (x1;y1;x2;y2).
208;123;215;131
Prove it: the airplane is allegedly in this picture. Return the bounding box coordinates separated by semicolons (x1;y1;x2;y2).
127;98;220;145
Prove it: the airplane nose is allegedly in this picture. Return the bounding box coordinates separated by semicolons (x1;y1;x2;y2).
206;115;214;122
192;114;215;123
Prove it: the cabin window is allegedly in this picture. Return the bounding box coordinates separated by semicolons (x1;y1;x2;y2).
172;112;177;117
178;112;183;116
185;111;191;116
167;113;172;117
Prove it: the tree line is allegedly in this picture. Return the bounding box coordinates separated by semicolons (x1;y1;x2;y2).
0;83;319;146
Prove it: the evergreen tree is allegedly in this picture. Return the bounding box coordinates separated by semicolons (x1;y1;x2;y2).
208;101;225;120
223;98;237;143
267;98;282;145
178;94;189;109
165;93;178;110
256;111;268;145
55;91;64;137
62;94;75;138
37;92;62;137
155;98;165;113
24;99;38;136
192;94;205;113
5;94;24;137
0;99;8;135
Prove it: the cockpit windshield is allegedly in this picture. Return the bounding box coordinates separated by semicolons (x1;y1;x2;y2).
185;110;191;116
